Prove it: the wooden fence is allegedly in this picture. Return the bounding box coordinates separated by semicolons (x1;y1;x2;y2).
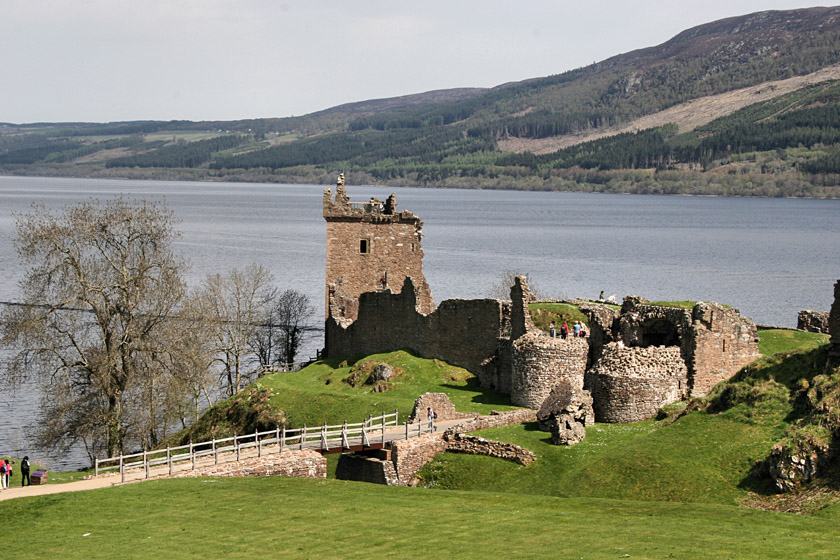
94;410;437;483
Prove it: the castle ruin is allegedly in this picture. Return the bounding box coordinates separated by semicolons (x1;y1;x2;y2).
323;179;761;422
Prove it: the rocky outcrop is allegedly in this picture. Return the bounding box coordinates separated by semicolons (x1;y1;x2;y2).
767;442;828;492
536;379;594;432
830;280;840;367
550;415;587;446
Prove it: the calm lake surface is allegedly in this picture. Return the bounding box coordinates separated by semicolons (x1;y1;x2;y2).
1;175;839;469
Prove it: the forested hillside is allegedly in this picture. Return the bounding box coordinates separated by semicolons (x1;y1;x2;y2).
3;6;840;197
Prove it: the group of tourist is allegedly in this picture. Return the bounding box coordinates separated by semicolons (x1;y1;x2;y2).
0;456;30;489
549;321;587;339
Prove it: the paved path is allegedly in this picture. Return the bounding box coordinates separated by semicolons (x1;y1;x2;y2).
0;475;127;502
0;417;467;502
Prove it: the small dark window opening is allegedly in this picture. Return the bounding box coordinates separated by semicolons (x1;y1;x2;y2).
360;239;369;254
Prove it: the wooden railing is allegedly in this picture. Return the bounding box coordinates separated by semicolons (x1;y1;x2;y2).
94;410;437;483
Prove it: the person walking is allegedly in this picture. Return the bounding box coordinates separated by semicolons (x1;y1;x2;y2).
3;459;11;488
573;321;581;337
21;456;31;487
0;460;6;490
549;321;556;338
560;322;568;340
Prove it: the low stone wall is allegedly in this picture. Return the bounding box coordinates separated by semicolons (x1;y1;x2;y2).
163;449;326;479
388;409;537;485
588;344;688;423
443;432;535;466
390;432;448;486
447;408;538;433
510;332;589;409
407;392;478;423
797;310;830;333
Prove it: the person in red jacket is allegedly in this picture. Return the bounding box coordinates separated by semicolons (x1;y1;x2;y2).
3;459;11;488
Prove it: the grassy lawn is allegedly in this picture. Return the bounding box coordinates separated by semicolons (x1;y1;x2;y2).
419;409;785;505
2;476;838;559
757;328;829;356
529;302;590;332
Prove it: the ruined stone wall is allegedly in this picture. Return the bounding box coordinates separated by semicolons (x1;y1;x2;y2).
324;184;433;321
510;332;589;409
407;392;478;423
797;310;831;333
579;302;620;364
588;344;688;423
390;432;448;486
442;432;535;465
689;302;760;396
447;408;538;433
617;302;693;354
325;278;506;376
388;409;537;485
829;280;840;366
163;449;326;480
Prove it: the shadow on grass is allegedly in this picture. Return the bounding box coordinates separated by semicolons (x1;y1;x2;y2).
738;459;779;496
440;376;512;407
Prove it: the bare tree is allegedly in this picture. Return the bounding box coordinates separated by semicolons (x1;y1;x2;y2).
1;199;188;458
251;289;314;370
199;264;274;395
490;270;543;301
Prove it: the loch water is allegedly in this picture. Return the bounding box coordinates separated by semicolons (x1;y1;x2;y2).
1;175;838;469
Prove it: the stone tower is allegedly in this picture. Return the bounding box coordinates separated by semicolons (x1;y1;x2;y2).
323;174;434;323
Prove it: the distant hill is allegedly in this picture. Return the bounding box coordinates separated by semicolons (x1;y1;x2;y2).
3;6;840;197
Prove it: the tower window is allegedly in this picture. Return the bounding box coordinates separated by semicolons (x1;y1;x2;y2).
360;239;370;254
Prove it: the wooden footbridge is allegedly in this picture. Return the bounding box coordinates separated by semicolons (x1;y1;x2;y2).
94;410;437;483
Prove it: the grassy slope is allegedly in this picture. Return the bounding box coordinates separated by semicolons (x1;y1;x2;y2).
172;350;514;444
420;410;783;505
2;477;838;559
418;329;833;505
758;328;830;356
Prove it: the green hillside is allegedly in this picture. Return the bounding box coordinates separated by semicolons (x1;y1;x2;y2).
3;7;840;196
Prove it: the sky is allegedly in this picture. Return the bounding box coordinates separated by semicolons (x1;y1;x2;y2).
0;1;830;124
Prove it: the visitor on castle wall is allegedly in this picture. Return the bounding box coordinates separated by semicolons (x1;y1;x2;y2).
573;321;581;337
579;323;587;337
549;321;556;338
560;322;568;339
